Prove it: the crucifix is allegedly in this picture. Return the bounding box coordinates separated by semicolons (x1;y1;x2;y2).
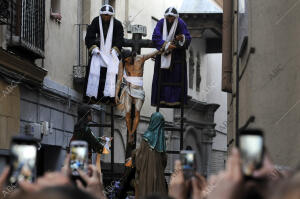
122;24;155;161
125;25;153;54
113;24;157;199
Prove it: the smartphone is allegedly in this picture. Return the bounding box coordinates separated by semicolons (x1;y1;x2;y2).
180;150;196;180
8;136;38;185
69;140;88;176
238;129;264;176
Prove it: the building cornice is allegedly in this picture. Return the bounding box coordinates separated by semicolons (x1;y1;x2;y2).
0;48;47;83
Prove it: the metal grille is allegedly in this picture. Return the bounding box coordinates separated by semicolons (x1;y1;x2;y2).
73;65;86;80
73;24;88;84
9;0;45;58
0;0;10;25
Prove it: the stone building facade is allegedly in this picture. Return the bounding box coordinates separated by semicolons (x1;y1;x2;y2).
224;0;300;168
0;0;227;179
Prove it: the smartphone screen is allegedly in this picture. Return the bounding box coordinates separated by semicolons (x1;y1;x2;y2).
9;143;37;184
180;150;196;179
70;141;88;176
239;131;264;176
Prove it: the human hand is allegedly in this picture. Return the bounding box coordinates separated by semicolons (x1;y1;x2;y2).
169;160;187;199
176;34;184;42
19;172;72;193
168;44;176;51
128;134;134;143
169;162;207;199
93;47;100;55
115;96;120;104
76;165;106;199
61;154;71;176
191;173;207;199
111;48;118;56
207;148;243;199
0;167;10;198
203;171;225;197
19;154;72;193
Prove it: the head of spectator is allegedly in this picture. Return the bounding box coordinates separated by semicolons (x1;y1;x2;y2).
13;186;96;199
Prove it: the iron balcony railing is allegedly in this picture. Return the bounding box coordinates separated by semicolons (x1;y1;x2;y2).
0;0;10;25
73;24;89;87
8;0;45;59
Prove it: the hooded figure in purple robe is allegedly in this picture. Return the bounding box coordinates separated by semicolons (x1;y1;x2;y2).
151;7;191;107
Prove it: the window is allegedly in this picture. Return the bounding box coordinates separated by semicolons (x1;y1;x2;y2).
239;0;246;14
7;0;45;59
51;0;60;13
238;0;248;56
0;0;10;25
50;0;61;23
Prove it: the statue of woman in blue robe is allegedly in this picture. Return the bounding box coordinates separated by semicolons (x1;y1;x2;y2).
135;112;167;198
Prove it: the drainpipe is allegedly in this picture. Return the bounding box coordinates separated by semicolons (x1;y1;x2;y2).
222;0;233;92
235;0;240;146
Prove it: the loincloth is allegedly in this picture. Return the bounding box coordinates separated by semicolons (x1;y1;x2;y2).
117;77;145;112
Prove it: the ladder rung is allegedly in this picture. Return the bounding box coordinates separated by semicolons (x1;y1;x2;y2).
165;127;185;132
88;123;111;128
166;150;180;154
161;82;181;87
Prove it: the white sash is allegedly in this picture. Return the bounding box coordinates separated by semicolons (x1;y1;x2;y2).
161;18;178;69
86;54;101;98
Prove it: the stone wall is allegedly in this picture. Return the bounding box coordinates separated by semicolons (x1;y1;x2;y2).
229;0;300;167
0;80;20;149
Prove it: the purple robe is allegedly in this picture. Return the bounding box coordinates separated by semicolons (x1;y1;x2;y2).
151;18;191;107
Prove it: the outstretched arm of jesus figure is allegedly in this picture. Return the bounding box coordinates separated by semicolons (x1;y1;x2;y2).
142;50;161;62
115;61;124;104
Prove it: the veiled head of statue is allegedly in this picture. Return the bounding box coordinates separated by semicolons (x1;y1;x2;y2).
142;112;166;152
149;112;165;128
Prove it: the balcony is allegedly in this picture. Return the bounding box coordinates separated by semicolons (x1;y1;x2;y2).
73;24;89;91
7;0;45;60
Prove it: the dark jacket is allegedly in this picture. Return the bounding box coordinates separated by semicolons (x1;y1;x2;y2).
85;16;124;53
71;105;104;154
